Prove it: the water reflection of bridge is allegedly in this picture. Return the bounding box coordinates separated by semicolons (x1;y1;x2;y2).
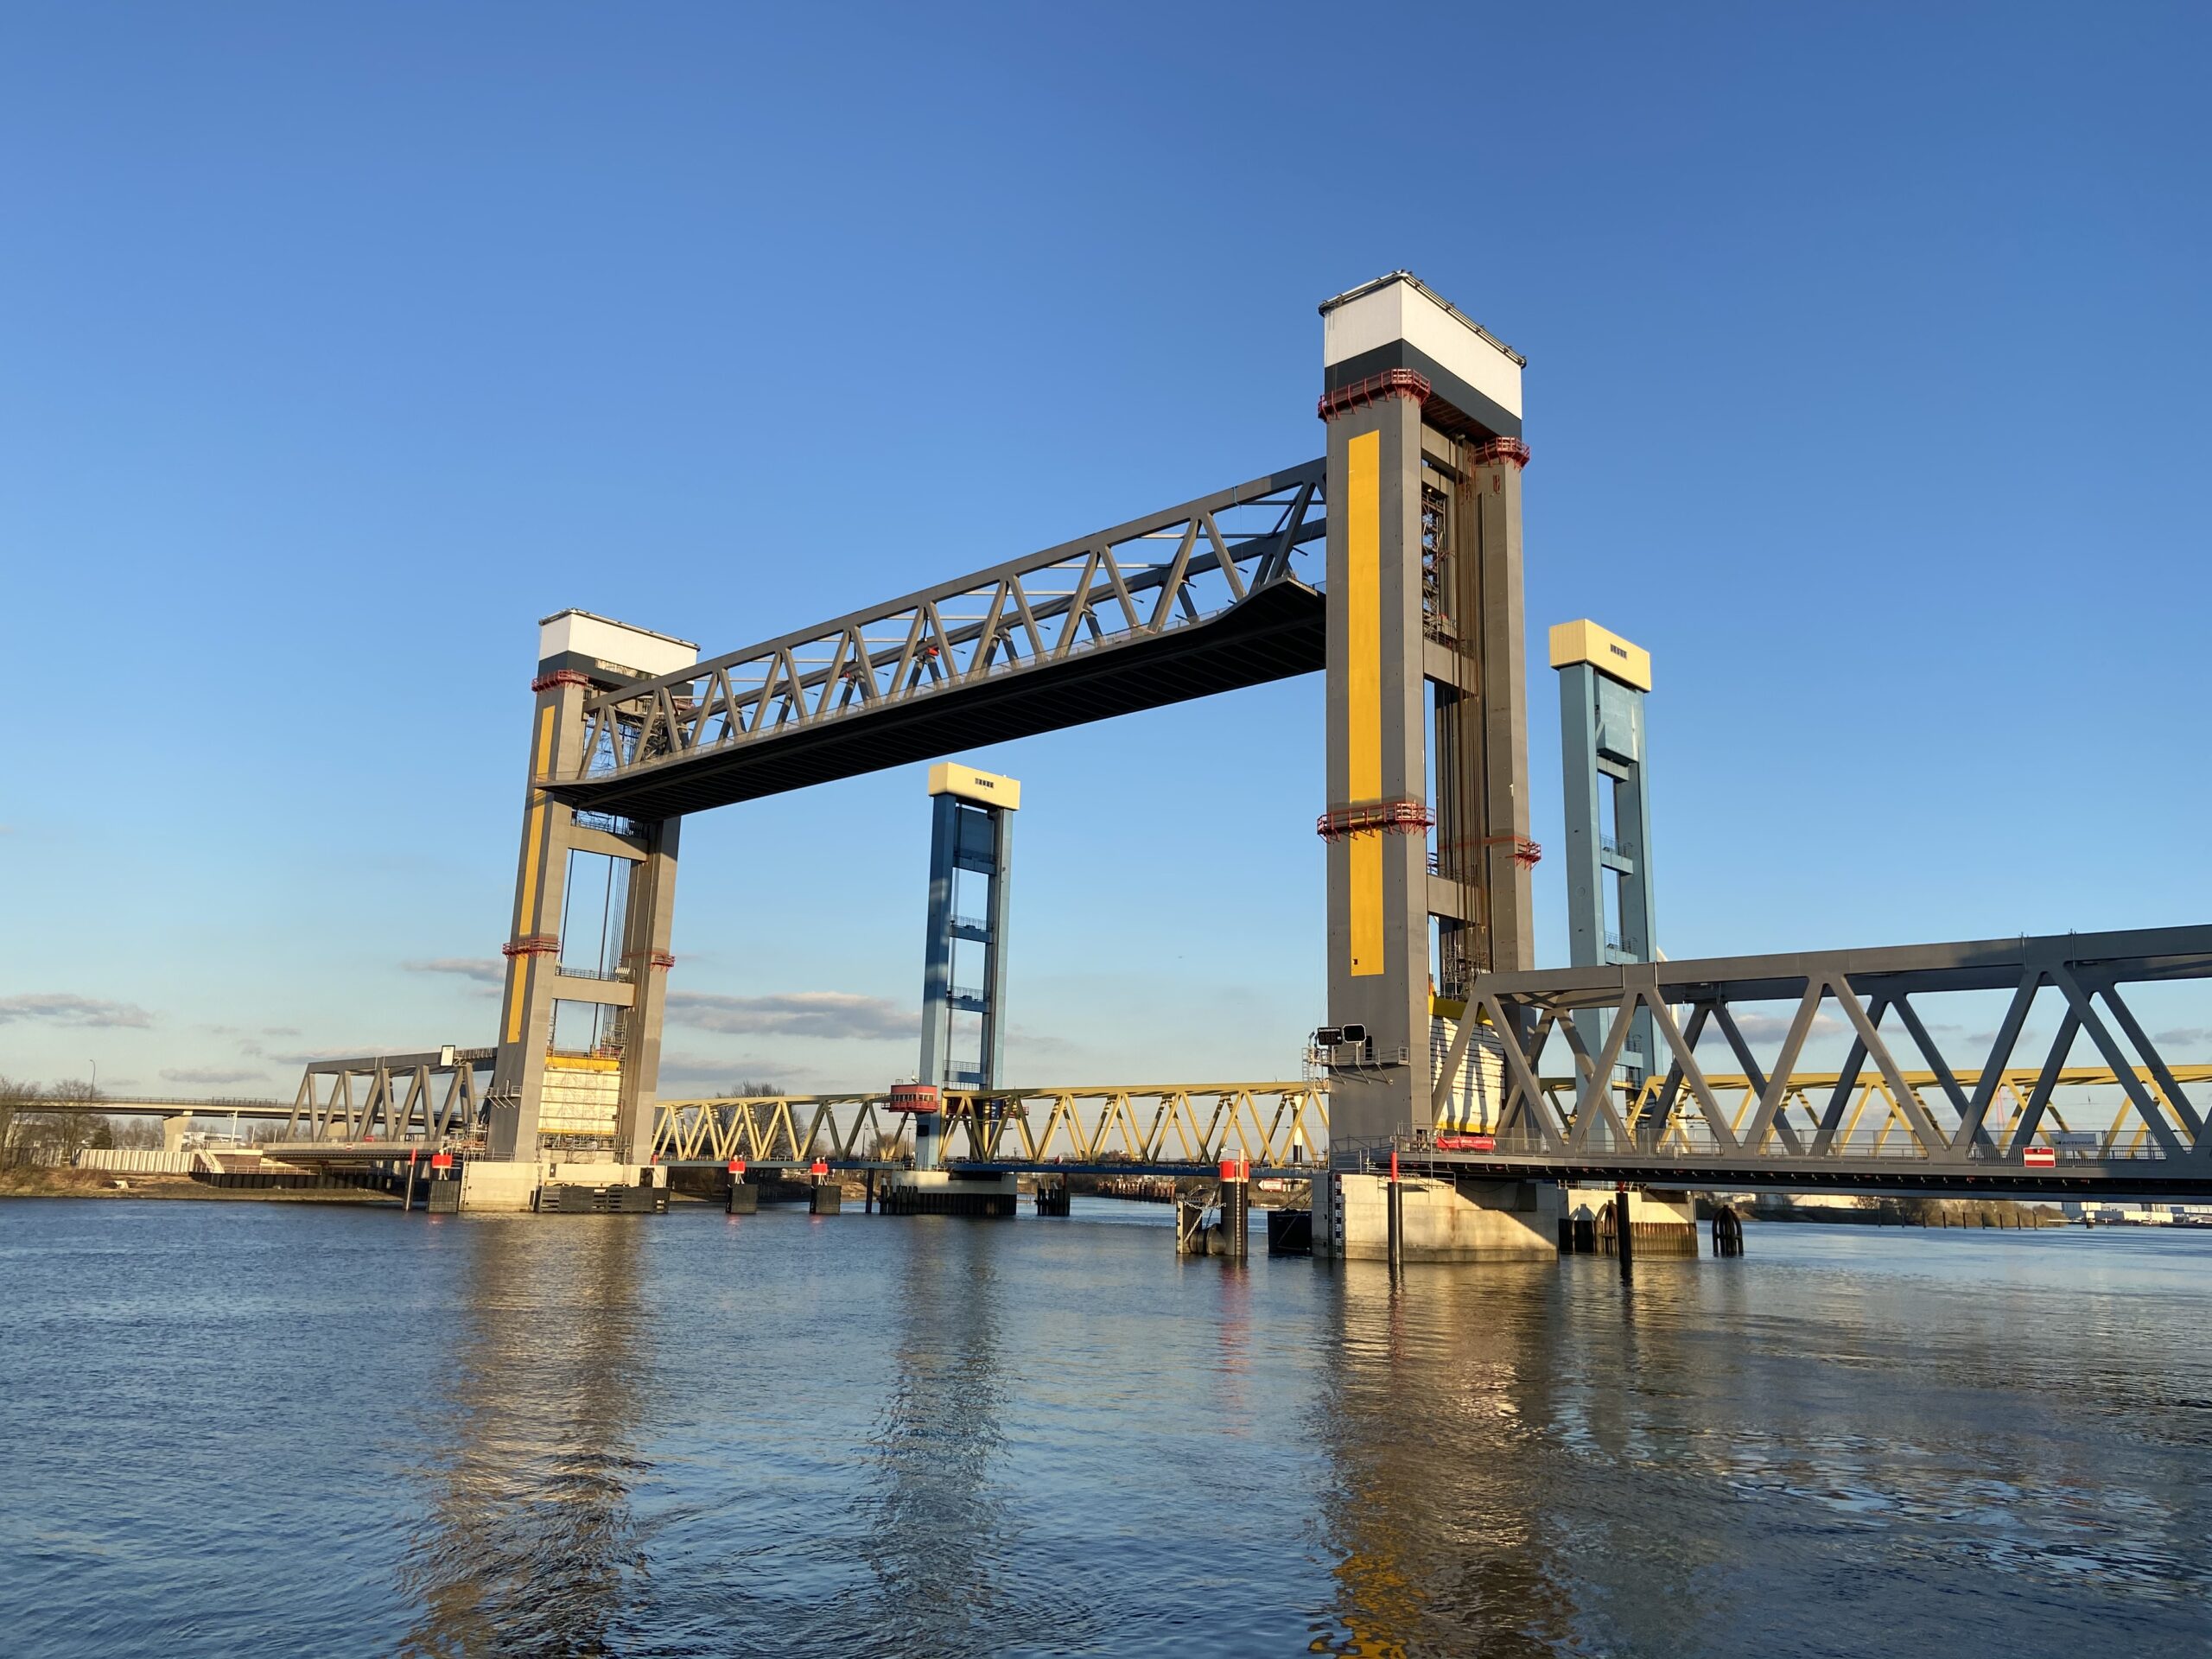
385;1216;2190;1652
391;1206;1117;1653
398;1218;654;1656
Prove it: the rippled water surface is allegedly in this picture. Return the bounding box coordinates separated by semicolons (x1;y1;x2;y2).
3;1198;2209;1656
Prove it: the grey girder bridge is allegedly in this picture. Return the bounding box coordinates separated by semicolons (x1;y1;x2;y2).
1396;925;2212;1197
547;463;1327;820
213;927;2212;1204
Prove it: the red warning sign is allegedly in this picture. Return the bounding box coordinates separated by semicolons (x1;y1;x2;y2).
2023;1146;2056;1168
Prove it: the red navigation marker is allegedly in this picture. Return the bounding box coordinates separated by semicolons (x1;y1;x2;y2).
429;1153;454;1170
2023;1145;2056;1168
728;1159;747;1176
809;1159;829;1178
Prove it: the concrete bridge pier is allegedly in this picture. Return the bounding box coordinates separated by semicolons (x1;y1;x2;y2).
446;1158;671;1213
880;1169;1019;1217
1560;1187;1698;1256
1316;1173;1563;1262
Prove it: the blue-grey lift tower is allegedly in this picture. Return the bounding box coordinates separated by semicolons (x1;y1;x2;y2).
1553;620;1656;1085
915;762;1019;1170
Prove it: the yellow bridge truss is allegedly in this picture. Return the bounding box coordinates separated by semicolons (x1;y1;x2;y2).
650;1065;2209;1167
652;1083;1330;1167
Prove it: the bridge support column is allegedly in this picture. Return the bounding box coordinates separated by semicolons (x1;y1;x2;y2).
1319;367;1430;1147
1554;621;1656;1090
489;611;697;1172
162;1112;193;1154
613;820;681;1166
915;763;1018;1171
1319;273;1530;1173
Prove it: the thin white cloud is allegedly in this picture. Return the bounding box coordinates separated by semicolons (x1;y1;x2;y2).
654;1052;818;1092
160;1065;270;1086
666;990;913;1041
1694;1012;1843;1046
0;993;154;1028
404;958;505;985
266;1045;417;1065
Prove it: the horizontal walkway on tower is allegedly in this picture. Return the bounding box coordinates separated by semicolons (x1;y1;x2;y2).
547;462;1327;819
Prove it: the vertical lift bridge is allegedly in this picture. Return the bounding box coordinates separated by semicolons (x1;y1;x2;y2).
488;274;1529;1170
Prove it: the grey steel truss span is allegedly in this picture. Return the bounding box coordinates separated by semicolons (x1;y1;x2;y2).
279;1048;496;1145
547;464;1327;819
1410;925;2212;1195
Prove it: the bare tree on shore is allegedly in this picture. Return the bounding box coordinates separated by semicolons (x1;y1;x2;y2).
4;1078;112;1165
0;1075;35;1160
110;1116;166;1149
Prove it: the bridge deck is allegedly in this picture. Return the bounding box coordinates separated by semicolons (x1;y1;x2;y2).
553;579;1324;818
538;461;1328;820
1375;1147;2212;1198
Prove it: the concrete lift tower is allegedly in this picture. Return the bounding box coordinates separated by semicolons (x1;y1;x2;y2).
1553;620;1656;1086
486;611;696;1179
914;761;1019;1172
1315;273;1535;1151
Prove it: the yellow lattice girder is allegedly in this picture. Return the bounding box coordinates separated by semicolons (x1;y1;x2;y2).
649;1065;2204;1163
652;1084;1331;1165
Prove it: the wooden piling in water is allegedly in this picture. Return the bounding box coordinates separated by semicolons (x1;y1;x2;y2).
1385;1150;1403;1275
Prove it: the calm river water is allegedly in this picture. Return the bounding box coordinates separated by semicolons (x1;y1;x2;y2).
2;1198;2208;1657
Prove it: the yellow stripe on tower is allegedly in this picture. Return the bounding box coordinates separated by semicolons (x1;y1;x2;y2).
503;956;527;1046
1346;429;1383;977
505;705;558;1046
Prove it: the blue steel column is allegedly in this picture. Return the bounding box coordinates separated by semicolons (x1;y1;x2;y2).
916;766;1019;1169
915;791;959;1171
983;806;1014;1089
1559;664;1605;974
1554;622;1656;1086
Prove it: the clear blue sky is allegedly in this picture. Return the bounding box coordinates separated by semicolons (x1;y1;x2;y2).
3;2;2207;1097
